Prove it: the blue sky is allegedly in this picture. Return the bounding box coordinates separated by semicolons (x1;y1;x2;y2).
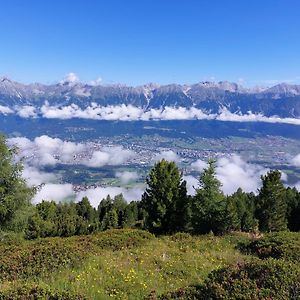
0;0;300;86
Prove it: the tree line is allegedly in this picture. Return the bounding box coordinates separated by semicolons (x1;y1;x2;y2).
0;135;300;239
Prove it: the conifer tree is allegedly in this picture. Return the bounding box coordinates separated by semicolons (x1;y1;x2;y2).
141;159;188;234
256;170;287;232
192;159;227;234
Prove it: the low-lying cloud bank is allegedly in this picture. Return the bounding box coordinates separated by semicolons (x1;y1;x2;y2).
292;154;300;167
8;135;135;168
28;153;292;206
185;155;270;196
1;103;300;125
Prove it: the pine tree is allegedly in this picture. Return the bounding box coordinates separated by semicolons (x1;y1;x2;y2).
225;188;256;232
141;159;189;234
256;170;287;232
192;159;227;234
102;209;118;230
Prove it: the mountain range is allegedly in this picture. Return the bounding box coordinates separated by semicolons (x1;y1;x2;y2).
1;77;300;118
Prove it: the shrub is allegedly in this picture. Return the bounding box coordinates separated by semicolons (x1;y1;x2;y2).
0;283;85;299
0;229;154;281
154;259;300;299
239;231;300;262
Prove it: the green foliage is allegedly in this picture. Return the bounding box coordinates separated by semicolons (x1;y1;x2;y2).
192;160;227;234
225;188;257;232
102;208;119;230
0;283;85;299
256;170;287;232
98;194;141;231
122;201;139;227
0;135;34;232
155;259;300;300
286;187;300;231
26;199;101;239
142;159;189;234
0;229;154;281
239;231;300;262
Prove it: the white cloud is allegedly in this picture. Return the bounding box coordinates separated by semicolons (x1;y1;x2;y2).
116;171;139;184
190;155;274;195
9;135;85;166
38;104;300;125
216;108;300;125
8;135;135;169
33;183;75;203
183;175;198;195
215;155;269;195
154;150;180;162
291;154;300;167
22;166;57;186
60;72;80;85
90;77;102;86
16;105;37;118
191;159;207;172
0;105;13;114
85;146;135;167
76;186;144;207
2;103;300;125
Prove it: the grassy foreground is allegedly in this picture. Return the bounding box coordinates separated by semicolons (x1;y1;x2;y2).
1;229;299;299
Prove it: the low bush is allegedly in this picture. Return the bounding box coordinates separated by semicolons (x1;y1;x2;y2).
153;259;300;299
0;229;153;281
0;283;85;299
238;231;300;262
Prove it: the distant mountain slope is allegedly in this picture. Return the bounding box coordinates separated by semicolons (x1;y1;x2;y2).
1;77;300;118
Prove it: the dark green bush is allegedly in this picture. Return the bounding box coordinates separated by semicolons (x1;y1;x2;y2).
0;283;85;299
153;259;300;300
239;231;300;262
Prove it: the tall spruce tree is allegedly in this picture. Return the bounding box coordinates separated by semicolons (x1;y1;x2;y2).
256;170;287;232
141;159;188;234
192;160;227;234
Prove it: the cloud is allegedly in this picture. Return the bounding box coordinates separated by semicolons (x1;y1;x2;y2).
90;77;102;86
33;183;75;203
215;155;269;195
291;154;300;167
37;104;300;125
0;105;13;114
9;135;85;166
2;102;300;125
154;150;180;162
183;175;198;195
16;105;37;118
115;171;139;184
216;108;300;125
60;72;80;85
8;135;135;167
191;159;207;172
76;186;144;207
9;135;135;168
22;166;57;186
85;146;135;167
190;155;271;195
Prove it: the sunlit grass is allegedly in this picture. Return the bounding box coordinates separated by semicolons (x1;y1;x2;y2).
42;233;247;299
